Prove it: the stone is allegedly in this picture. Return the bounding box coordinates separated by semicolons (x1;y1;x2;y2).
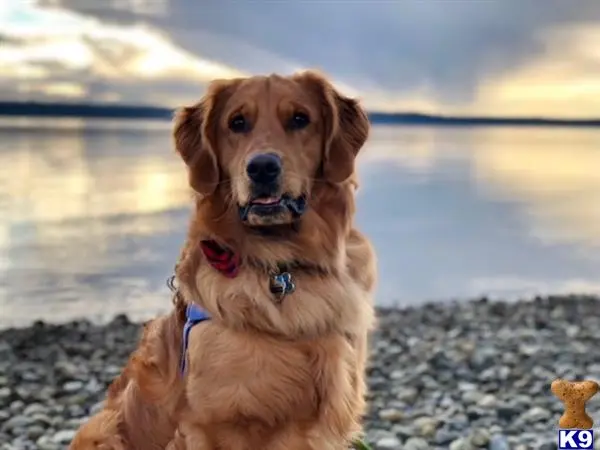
378;408;404;422
23;403;48;416
51;429;77;444
519;406;551;423
449;437;475;450
0;387;11;407
477;394;498;408
375;435;402;449
403;437;429;450
1;414;34;431
412;416;438;437
461;390;483;404
62;380;84;393
469;428;490;446
488;434;510;450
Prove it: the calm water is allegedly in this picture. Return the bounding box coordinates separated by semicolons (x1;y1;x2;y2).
1;118;599;327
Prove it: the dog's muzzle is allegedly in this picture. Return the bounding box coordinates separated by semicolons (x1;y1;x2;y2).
238;194;307;222
239;152;307;224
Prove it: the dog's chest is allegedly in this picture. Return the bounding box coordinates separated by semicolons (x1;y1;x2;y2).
185;326;338;426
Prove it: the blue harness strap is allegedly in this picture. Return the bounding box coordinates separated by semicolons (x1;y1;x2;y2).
180;304;211;375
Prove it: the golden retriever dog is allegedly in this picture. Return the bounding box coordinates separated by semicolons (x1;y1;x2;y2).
70;71;377;450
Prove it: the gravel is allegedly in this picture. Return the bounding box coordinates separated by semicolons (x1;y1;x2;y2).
1;295;600;449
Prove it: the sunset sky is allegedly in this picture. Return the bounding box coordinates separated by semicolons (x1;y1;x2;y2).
1;0;600;118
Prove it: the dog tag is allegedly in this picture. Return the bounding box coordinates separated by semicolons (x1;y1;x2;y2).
269;272;296;300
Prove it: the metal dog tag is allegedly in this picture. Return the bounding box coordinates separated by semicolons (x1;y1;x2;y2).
269;272;296;300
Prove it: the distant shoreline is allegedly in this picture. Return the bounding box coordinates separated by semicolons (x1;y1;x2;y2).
1;101;600;128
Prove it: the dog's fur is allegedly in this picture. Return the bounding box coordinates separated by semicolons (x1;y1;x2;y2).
70;71;377;450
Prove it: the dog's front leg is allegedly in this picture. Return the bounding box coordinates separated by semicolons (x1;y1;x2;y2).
311;338;362;448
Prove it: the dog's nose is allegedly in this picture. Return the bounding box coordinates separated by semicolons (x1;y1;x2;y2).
246;153;282;184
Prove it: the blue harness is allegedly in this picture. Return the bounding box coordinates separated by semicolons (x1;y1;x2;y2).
179;303;211;374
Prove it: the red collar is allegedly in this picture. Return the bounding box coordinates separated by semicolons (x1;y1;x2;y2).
199;240;240;278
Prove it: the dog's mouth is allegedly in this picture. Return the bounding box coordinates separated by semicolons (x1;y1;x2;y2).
238;194;307;225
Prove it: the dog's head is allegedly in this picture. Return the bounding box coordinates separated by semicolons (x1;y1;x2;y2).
174;71;369;231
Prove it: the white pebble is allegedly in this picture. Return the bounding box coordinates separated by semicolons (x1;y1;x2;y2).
51;429;76;444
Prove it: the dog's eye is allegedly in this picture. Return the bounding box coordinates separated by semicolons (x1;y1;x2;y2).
288;112;310;131
229;114;249;133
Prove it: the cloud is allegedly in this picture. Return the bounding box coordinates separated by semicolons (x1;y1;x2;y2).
0;2;246;105
3;0;600;116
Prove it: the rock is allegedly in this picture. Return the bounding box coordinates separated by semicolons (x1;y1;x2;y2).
51;429;77;444
477;394;497;408
36;435;60;450
519;406;551;423
412;416;438;437
10;400;24;413
54;361;81;381
378;408;404;422
403;437;429;450
23;402;48;416
389;370;405;381
449;437;474;450
446;414;469;431
30;412;53;426
395;387;418;403
489;434;510;450
469;428;490;446
458;382;478;392
375;435;402;449
391;424;414;439
496;403;521;421
0;387;11;406
0;341;13;361
63;380;84;393
434;429;460;445
469;347;497;369
84;377;103;394
25;424;46;440
461;390;483;404
1;414;34;432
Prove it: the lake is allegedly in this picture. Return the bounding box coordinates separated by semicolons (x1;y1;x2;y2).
1;118;599;327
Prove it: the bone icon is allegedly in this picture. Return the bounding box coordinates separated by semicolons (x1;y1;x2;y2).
551;379;600;429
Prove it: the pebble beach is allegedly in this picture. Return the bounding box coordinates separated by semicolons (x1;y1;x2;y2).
1;295;600;450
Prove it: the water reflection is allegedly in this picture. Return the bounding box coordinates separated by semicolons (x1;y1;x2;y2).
0;118;190;326
361;126;600;249
0;118;188;223
471;128;600;248
0;119;599;326
358;125;600;304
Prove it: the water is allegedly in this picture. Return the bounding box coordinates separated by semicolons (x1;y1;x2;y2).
1;118;599;327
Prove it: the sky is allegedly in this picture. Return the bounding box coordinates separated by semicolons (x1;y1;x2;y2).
1;0;600;118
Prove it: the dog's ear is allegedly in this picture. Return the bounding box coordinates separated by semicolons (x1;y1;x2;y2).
173;79;239;195
297;71;370;183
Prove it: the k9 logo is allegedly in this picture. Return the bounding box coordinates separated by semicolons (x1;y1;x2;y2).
558;429;594;449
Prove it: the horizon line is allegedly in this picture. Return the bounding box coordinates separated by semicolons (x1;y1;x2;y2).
0;100;599;127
